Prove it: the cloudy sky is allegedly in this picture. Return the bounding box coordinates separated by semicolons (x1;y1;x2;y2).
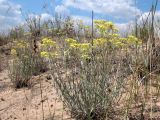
0;0;160;32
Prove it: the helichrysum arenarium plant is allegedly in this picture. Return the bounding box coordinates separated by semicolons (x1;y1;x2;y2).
45;20;143;120
9;39;47;88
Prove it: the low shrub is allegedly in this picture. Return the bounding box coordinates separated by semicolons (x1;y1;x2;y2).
48;20;142;120
9;39;47;88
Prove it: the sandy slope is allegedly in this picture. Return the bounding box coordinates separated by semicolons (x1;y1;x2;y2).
0;70;73;120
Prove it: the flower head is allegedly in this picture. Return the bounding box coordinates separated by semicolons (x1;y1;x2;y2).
42;38;56;46
93;38;107;47
65;38;77;44
11;49;17;56
40;51;50;58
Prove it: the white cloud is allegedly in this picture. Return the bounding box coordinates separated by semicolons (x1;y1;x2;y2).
116;11;160;36
55;5;70;16
138;11;160;25
62;0;141;20
72;15;91;25
137;11;160;37
28;13;54;22
0;0;22;32
41;13;54;21
71;15;134;35
116;22;134;35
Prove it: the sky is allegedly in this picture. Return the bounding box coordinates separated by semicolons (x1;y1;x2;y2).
0;0;160;32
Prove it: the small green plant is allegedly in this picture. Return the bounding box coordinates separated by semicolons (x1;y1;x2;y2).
9;40;47;88
9;58;32;88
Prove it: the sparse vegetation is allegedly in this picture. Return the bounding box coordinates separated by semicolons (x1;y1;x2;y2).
8;39;47;88
0;0;160;120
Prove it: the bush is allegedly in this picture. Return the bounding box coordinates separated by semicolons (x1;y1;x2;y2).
9;58;32;88
9;40;47;88
48;20;141;119
51;54;128;119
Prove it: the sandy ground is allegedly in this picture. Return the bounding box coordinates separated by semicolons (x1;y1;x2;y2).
0;69;73;120
0;45;160;120
1;69;160;120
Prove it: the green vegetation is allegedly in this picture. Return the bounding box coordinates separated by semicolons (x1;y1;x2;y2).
1;2;159;119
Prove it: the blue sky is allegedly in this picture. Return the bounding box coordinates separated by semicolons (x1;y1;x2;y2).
0;0;160;32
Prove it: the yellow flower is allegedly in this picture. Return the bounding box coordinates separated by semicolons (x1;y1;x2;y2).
65;38;77;44
79;43;90;52
40;51;49;58
94;20;116;32
42;38;56;46
112;34;120;38
15;40;28;48
11;49;17;56
127;35;142;45
106;21;114;29
93;38;107;46
113;41;125;48
70;43;80;49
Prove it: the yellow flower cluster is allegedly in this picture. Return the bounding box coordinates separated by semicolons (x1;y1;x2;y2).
65;38;77;44
69;42;90;51
65;38;91;60
63;35;141;61
93;38;108;47
93;20;142;49
40;51;58;58
11;40;30;58
111;39;126;48
111;34;120;38
40;51;49;57
127;35;142;45
11;49;17;56
40;38;58;58
41;38;56;46
94;20;117;33
70;43;80;49
14;40;28;48
93;35;141;49
79;43;90;52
